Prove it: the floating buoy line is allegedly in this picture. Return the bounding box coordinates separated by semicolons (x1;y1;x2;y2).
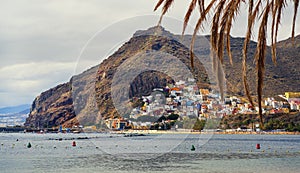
0;141;298;155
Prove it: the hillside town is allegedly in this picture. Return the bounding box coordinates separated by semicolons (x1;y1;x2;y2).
105;78;300;132
1;77;299;133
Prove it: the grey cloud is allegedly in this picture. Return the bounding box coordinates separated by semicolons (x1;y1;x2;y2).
0;0;298;108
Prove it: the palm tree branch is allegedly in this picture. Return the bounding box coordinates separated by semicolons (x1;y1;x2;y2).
223;0;242;65
271;0;278;65
198;0;205;13
292;0;299;40
243;0;255;107
183;0;198;35
156;0;175;25
255;1;271;128
154;0;165;11
211;0;226;66
190;0;218;69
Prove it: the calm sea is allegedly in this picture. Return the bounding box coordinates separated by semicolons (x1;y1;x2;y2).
0;133;299;173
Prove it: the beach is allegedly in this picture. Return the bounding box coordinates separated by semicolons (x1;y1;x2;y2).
117;129;300;135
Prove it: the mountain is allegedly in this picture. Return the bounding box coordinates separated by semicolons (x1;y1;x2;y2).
0;104;30;114
25;26;300;128
0;105;30;127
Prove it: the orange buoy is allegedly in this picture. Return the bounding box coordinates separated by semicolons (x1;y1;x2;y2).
256;143;260;149
72;141;76;147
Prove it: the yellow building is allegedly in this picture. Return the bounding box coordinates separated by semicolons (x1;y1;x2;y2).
200;89;210;96
282;108;290;114
285;92;300;99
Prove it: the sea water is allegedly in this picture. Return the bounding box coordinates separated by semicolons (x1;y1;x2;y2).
0;133;299;173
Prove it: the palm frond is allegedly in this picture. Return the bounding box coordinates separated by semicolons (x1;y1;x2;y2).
271;0;286;65
211;0;226;63
270;0;277;65
213;0;228;100
292;0;299;40
159;0;175;25
243;0;255;107
255;1;271;128
183;0;198;35
162;0;174;16
190;0;218;69
154;0;165;11
198;0;205;13
221;0;242;65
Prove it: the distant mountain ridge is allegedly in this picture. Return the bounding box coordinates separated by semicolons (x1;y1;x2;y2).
0;104;30;114
25;26;300;128
0;104;30;126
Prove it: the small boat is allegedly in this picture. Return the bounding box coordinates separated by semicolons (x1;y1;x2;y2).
124;133;145;137
73;130;80;134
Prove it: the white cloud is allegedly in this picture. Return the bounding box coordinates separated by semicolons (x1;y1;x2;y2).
0;62;75;80
0;62;75;107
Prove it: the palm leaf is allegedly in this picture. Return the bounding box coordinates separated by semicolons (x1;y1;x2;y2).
198;0;205;13
292;0;299;40
255;1;272;128
190;0;218;69
159;0;174;25
242;0;255;107
183;0;198;35
154;0;165;11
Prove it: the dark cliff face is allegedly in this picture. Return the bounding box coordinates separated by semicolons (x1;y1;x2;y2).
24;83;75;128
25;27;300;128
24;64;100;128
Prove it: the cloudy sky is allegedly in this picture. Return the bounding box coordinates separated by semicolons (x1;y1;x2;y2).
0;0;299;108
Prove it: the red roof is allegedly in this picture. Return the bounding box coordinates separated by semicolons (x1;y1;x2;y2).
171;87;181;91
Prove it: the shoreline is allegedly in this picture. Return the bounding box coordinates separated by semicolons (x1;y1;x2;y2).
1;127;299;135
114;129;300;135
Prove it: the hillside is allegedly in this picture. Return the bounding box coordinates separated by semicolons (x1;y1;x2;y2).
220;112;300;131
25;26;300;128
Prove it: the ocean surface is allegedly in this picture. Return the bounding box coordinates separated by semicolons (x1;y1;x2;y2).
0;132;299;173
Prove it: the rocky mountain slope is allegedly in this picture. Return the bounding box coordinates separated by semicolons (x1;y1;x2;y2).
25;27;300;128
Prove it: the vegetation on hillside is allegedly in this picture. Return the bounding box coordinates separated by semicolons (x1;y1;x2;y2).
220;112;300;131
